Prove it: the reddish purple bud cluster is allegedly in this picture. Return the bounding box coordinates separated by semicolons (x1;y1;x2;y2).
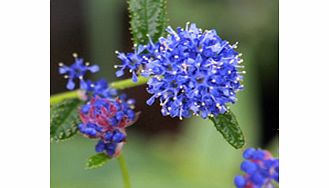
78;94;137;157
234;148;279;188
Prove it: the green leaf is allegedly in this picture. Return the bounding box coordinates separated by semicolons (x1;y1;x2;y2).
128;0;167;45
209;110;245;149
50;98;83;142
86;153;111;169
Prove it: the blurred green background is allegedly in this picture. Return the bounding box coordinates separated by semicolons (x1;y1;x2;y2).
51;0;278;187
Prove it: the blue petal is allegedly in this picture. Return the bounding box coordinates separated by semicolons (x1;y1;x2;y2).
116;111;125;120
79;80;88;90
137;44;146;54
250;173;265;185
117;52;128;61
243;148;256;159
95;140;105;153
58;66;69;74
75;58;84;66
200;110;208;119
88;65;100;73
108;117;118;126
127;110;135;120
104;132;113;141
188;23;198;33
234;176;246;188
85;128;97;137
116;69;124;77
132;72;138;82
112;131;125;143
78;123;85;132
66;79;75;90
146;95;156;105
253;150;266;160
81;104;90;114
106;143;117;156
240;160;257;174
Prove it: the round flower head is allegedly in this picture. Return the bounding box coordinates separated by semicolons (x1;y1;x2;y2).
116;23;244;119
146;23;244;119
78;95;137;157
58;53;99;90
234;148;279;188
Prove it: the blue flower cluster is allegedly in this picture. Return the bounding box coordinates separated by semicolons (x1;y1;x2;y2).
234;148;279;188
58;54;137;157
116;23;244;119
115;45;148;82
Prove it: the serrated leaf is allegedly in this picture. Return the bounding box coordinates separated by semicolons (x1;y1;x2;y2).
209;110;245;149
86;153;111;169
50;98;83;142
128;0;167;45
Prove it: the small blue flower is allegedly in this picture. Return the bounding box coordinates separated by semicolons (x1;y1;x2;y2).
234;147;279;188
58;53;99;90
116;23;245;119
115;45;148;82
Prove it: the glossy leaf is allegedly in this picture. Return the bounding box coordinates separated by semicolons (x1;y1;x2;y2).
209;110;245;149
50;98;82;142
86;153;111;169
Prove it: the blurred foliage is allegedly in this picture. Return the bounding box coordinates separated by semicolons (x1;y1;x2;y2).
51;0;278;187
